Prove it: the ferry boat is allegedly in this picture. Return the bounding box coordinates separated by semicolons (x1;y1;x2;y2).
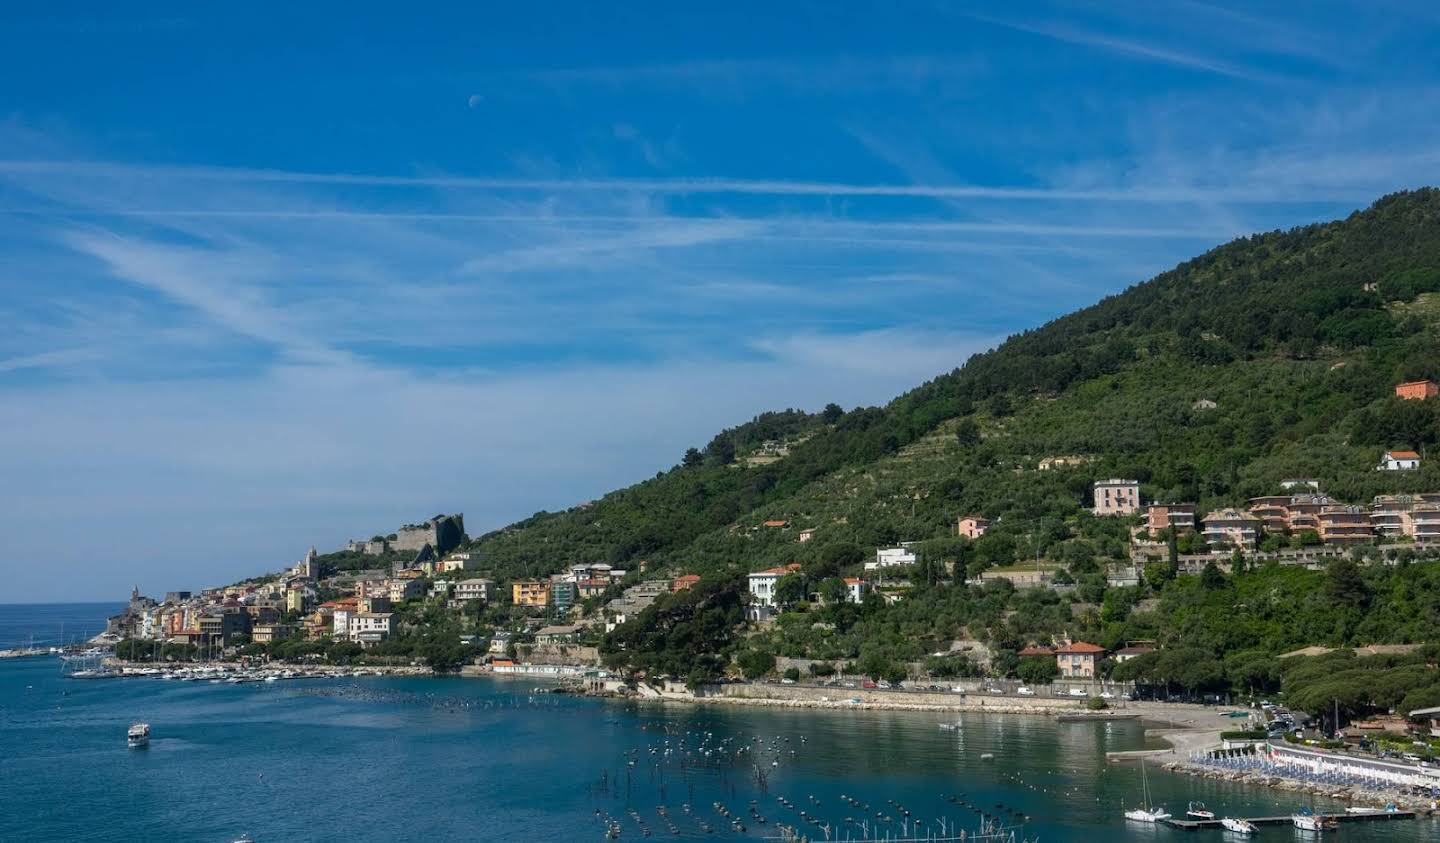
1220;817;1257;835
127;723;151;748
1186;801;1216;820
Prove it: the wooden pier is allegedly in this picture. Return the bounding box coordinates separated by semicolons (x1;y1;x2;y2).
1162;810;1415;830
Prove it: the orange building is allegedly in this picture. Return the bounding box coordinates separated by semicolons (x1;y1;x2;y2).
1395;380;1439;400
511;580;549;607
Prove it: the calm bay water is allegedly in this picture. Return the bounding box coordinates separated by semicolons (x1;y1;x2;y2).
1;605;1435;842
0;602;123;649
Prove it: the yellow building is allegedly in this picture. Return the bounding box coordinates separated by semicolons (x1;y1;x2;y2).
511;580;549;607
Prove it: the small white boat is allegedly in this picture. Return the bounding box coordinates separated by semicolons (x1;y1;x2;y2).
1187;801;1216;820
1345;802;1398;814
127;722;150;748
1291;811;1335;832
1221;817;1256;835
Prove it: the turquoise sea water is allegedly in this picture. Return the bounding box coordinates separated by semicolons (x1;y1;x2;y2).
1;605;1435;843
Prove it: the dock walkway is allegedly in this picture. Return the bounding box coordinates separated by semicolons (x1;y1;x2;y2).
1162;811;1414;830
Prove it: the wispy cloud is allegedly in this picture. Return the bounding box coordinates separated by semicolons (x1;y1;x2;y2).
64;231;354;367
0;159;1386;204
964;12;1283;82
518;54;988;96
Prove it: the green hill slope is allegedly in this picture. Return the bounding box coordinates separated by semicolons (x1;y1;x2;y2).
472;188;1440;583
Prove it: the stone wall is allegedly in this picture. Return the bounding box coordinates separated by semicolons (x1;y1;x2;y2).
524;643;601;667
392;514;465;555
706;682;1086;710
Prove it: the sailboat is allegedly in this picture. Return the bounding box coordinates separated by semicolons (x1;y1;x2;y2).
1123;758;1171;822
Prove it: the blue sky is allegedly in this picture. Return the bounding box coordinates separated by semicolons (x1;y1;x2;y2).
3;2;1439;601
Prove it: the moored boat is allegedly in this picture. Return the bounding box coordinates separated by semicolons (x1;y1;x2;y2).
1187;800;1216;820
1291;810;1336;832
1123;758;1170;822
1220;817;1256;835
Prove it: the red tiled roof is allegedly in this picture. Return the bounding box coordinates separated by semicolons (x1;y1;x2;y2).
1055;641;1106;654
762;520;790;528
1387;450;1421;459
1017;646;1054;657
752;563;803;576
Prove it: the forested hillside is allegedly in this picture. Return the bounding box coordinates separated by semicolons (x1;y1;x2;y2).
470;189;1440;583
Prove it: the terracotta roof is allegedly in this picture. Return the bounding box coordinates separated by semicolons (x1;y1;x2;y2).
1386;450;1421;459
1055;641;1106;654
842;577;863;584
749;563;802;576
1017;646;1054;657
762;520;790;528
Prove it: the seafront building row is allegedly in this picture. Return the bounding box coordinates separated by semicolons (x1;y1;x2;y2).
106;541;713;656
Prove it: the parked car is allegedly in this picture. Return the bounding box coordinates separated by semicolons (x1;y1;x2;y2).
986;687;1004;695
1017;686;1035;696
1068;688;1087;697
861;680;876;689
781;678;795;685
877;680;891;689
1099;691;1115;699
